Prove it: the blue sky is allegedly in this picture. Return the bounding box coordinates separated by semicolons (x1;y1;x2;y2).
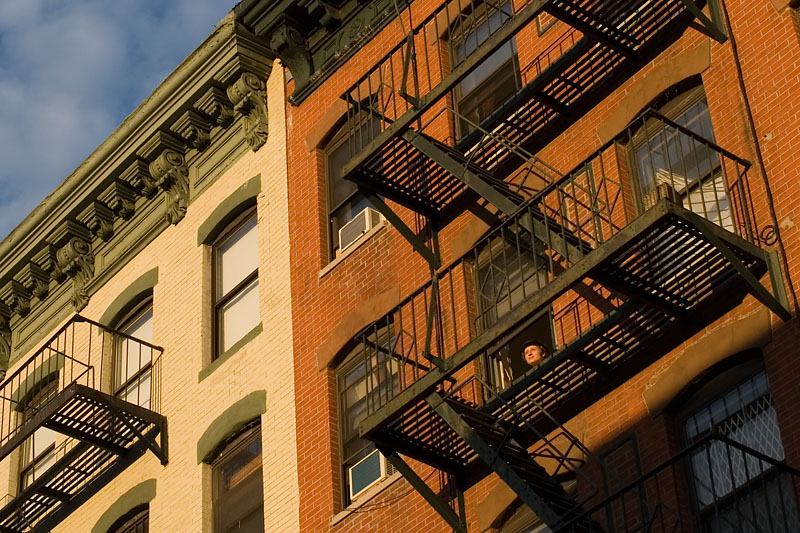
0;1;233;241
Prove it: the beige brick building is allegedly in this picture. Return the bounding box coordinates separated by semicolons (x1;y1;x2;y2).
0;13;298;533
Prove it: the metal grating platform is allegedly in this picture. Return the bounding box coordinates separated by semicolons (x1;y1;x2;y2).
344;0;711;224
0;384;166;533
365;203;774;489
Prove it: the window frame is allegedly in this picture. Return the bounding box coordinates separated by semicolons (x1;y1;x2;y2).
113;297;154;408
336;326;400;505
19;379;60;492
107;505;149;533
211;420;264;533
212;207;259;359
675;355;797;531
449;1;522;139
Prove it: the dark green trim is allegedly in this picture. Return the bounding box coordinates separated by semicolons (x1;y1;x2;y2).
91;479;156;533
198;323;263;383
99;268;159;327
11;355;64;411
197;390;266;463
197;175;261;246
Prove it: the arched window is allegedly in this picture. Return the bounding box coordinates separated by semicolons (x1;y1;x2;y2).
450;1;521;138
629;82;733;230
324;116;380;260
212;206;259;357
675;353;799;531
107;505;149;533
336;324;399;504
114;297;154;408
19;378;59;491
211;420;264;532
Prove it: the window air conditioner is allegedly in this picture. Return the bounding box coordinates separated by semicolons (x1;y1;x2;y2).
339;207;382;252
347;449;397;501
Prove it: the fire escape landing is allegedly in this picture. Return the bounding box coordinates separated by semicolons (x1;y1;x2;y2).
336;0;791;531
0;316;167;533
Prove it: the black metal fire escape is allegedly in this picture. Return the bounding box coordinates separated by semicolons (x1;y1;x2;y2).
337;0;791;531
0;316;167;533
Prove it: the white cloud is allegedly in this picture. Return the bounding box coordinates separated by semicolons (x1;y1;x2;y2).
0;0;231;240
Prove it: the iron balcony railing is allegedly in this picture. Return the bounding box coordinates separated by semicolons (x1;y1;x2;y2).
557;433;800;532
350;109;758;422
0;314;163;486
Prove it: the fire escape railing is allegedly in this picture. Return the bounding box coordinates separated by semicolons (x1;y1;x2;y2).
556;433;800;532
0;315;166;533
354;109;766;426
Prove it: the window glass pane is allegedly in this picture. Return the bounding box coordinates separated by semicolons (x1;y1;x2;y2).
214;429;264;533
115;306;153;389
219;278;259;352
119;368;151;409
217;215;258;298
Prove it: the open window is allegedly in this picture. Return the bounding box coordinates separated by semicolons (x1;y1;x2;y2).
629;82;733;230
450;1;522;138
473;235;554;389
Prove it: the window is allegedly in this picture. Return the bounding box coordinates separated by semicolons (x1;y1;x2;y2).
19;380;59;491
474;236;554;388
681;360;799;531
325;117;380;260
212;422;264;533
631;84;733;230
451;2;521;138
107;506;149;533
213;209;259;357
114;298;153;408
337;327;399;504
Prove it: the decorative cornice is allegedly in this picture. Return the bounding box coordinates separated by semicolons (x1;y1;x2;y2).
0;303;10;378
1;280;31;318
149;149;190;225
78;201;116;242
267;15;313;99
227;71;270;151
171;110;212;151
196;87;235;128
0;17;276;367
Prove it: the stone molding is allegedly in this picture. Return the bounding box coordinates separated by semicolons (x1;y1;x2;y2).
0;17;275;369
91;479;157;533
197;390;267;463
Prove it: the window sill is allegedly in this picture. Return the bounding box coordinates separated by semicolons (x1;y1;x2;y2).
318;221;387;279
330;472;402;527
198;322;263;383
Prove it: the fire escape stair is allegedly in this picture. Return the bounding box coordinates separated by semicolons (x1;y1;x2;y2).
427;393;602;531
0;384;167;533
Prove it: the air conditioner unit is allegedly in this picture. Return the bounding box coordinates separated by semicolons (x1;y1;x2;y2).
347;449;397;501
338;207;382;252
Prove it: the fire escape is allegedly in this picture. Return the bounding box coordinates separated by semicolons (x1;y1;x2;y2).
339;0;793;531
0;316;167;533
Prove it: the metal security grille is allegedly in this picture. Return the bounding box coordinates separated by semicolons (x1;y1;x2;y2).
684;371;800;532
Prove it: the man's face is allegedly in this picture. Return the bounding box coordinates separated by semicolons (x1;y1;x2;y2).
523;344;545;366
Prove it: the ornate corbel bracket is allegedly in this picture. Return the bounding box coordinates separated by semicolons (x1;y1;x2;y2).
78;201;115;242
1;280;31;318
101;180;137;221
120;159;158;199
33;244;68;284
0;303;10;379
196;87;234;129
227;71;269;152
16;263;50;301
268;16;313;102
149;149;190;225
172;110;212;151
49;221;95;312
